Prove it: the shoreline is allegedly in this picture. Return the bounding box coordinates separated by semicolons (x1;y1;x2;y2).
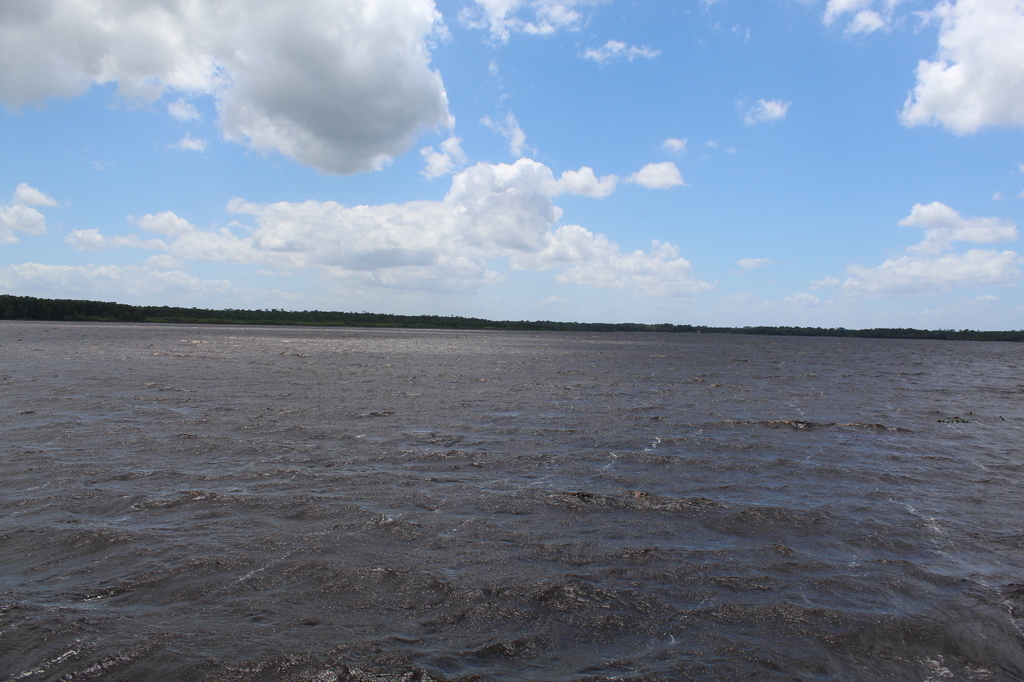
3;293;1022;342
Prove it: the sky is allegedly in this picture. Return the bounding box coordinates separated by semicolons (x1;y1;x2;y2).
2;0;1024;329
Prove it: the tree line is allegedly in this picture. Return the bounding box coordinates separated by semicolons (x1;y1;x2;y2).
2;294;1022;342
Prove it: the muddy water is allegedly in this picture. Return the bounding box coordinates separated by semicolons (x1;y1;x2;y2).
2;322;1023;680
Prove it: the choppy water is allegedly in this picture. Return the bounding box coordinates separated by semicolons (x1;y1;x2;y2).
2;321;1024;681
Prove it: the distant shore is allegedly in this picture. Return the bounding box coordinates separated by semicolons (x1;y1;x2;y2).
2;293;1022;342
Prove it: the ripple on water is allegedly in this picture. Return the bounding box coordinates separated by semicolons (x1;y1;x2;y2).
2;323;1023;680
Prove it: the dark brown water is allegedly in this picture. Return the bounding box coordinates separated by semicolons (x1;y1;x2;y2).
2;321;1023;681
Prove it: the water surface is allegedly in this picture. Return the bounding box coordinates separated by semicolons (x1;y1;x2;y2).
2;322;1023;680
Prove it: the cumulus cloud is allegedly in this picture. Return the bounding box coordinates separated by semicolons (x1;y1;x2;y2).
13;183;57;207
136;212;200;236
810;275;842;289
844;250;1021;294
65;228;165;251
170;133;206;152
460;0;602;43
136;211;255;263
900;201;1018;254
0;205;47;244
901;0;1024;134
784;292;822;306
626;162;686;189
541;231;711;297
552;167;618;198
167;97;200;122
1;183;54;243
420;135;467;178
0;262;231;301
581;40;660;64
662;138;687;154
823;0;895;33
840;202;1021;295
824;0;874;25
847;9;887;33
0;0;453;175
72;158;708;296
482;112;528;157
742;99;791;124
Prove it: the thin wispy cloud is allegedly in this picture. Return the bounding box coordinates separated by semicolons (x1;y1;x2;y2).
481;112;529;157
581;40;660;64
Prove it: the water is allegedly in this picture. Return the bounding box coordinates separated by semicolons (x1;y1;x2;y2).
2;321;1023;681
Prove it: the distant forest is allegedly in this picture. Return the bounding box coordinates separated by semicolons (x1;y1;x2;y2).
2;294;1023;342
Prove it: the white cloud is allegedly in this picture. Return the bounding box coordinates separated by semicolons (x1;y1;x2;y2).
823;0;874;26
810;275;842;289
146;254;186;269
737;258;770;269
13;183;57;207
482;112;528;157
626;162;686;189
581;40;660;64
65;228;165;251
784;292;822;306
742;99;791;125
170;133;206;152
135;211;255;263
544;231;712;297
662;138;687;154
901;0;1024;134
1;183;55;243
167;97;200;122
0;262;232;301
843;249;1021;295
420;135;467;179
847;9;886;33
839;202;1022;296
899;201;1018;254
0;204;46;244
0;0;453;175
822;0;895;33
552;167;618;198
70;158;709;297
461;0;603;43
136;211;200;236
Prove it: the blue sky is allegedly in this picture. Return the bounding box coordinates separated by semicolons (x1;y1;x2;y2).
2;0;1023;329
